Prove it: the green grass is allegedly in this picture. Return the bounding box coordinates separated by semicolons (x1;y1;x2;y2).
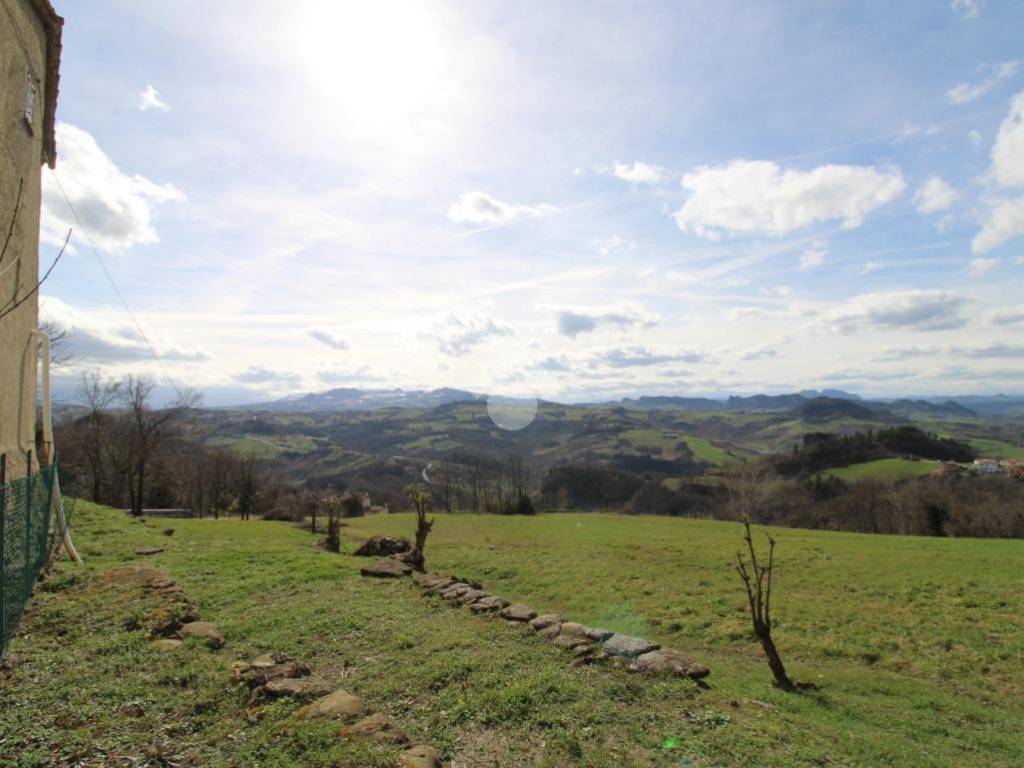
969;439;1024;461
620;428;681;453
4;505;1022;767
682;436;741;465
817;458;939;482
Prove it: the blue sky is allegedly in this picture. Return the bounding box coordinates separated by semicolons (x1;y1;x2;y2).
38;0;1024;405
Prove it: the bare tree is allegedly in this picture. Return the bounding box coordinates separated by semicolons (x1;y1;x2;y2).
39;318;73;370
75;372;120;501
237;454;257;520
321;491;342;553
725;462;775;522
405;483;435;572
736;520;795;691
121;376;200;516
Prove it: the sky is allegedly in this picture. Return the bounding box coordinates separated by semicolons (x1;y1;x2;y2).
36;0;1024;406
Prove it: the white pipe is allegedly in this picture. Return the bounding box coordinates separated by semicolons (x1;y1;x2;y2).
29;329;82;564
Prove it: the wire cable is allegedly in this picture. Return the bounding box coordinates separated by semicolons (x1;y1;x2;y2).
45;166;184;399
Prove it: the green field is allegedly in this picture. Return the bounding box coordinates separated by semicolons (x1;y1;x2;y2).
817;458;940;482
970;438;1024;461
3;505;1022;767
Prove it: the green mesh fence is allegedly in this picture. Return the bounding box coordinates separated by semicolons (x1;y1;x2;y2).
1;462;57;659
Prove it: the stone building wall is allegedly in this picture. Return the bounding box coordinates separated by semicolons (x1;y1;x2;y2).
0;0;61;479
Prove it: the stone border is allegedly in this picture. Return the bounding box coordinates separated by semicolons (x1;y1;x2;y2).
232;653;443;767
360;559;709;680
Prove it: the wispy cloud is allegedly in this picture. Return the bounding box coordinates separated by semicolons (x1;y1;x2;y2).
946;61;1018;104
138;84;170;111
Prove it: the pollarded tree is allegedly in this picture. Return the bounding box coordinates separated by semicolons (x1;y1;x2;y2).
736;520;796;691
405;483;435;572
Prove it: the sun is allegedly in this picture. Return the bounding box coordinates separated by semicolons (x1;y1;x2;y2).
292;1;448;139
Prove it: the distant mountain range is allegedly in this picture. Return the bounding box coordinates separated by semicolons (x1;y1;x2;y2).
234;387;483;413
227;387;1024;418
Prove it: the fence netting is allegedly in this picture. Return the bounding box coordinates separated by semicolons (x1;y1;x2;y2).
1;462;57;659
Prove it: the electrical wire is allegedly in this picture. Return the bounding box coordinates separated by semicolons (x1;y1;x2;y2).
45;167;184;399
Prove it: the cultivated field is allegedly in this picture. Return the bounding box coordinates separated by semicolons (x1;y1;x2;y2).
2;504;1022;767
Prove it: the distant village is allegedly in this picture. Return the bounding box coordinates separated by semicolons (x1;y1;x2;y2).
937;459;1024;479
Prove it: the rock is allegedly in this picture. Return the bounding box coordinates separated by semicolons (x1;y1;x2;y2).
455;589;487;606
529;614;562;631
412;571;444;588
360;558;412;578
134;547;164;556
570;648;608;667
151;638;183;652
241;660;310;688
602;634;660;659
440;584;471;600
263;675;334;700
250;653;279;669
469;595;509;614
342;713;411;745
295;689;367;719
537;624;562;639
354;536;411;557
162;529;174;537
629;649;710;680
448;574;483;590
500;604;537;622
559;622;613;642
398;744;443;768
179;621;225;649
553;633;592;650
425;578;457;594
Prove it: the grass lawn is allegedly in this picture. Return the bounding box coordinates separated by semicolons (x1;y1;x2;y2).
3;505;1022;767
682;436;741;465
969;438;1024;461
817;458;939;483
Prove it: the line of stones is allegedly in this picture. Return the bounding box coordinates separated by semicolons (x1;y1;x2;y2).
362;559;709;680
119;565;441;768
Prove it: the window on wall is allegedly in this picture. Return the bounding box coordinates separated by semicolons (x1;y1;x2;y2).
23;72;37;132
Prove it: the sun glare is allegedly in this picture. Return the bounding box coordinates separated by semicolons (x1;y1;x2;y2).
294;1;448;139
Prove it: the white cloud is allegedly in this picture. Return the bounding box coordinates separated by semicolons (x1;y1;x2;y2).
799;247;826;270
989;91;1024;187
42;123;185;252
914;176;959;213
740;344;779;361
873;345;939;362
595;235;636;258
447;191;557;226
39;297;208;365
590;346;711;368
969;256;999;274
557;307;654;338
819;290;968;334
138;84;170;111
952;342;1024;358
235;366;301;386
946;61;1018;105
307;328;350;350
987;306;1024;325
316;365;384;384
761;285;793;297
862;260;884;274
951;0;983;20
969;129;982;148
972;195;1024;253
673;160;904;239
432;315;512;356
972;93;1024;253
605;161;667;184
